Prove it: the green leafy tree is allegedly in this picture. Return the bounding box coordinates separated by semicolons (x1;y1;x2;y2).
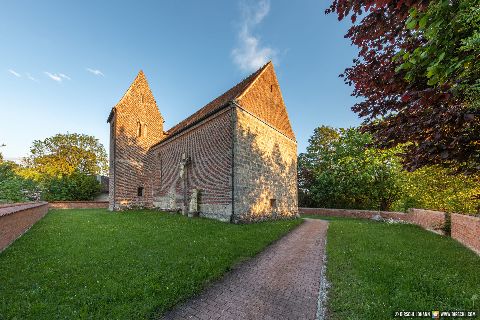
299;127;402;210
20;133;108;201
0;143;5;162
400;0;480;108
394;166;480;214
0;161;38;203
327;0;480;173
299;126;480;214
41;171;102;201
24;133;108;177
298;126;340;207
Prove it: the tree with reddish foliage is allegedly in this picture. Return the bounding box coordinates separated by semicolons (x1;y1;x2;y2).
326;0;480;173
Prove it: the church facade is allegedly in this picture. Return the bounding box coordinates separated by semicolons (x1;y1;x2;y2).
107;62;298;222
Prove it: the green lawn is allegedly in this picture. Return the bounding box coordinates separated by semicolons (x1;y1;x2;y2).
303;215;480;319
0;209;301;319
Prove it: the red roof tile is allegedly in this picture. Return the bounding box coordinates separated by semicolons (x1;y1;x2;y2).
165;63;269;137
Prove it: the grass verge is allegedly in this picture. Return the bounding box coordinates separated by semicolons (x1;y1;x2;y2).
0;209;301;319
304;215;480;319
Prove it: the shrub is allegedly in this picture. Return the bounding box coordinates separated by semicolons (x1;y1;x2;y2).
42;171;101;201
0;162;38;203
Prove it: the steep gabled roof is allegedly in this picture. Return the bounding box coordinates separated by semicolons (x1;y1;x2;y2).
235;62;295;140
110;62;295;149
107;70;161;123
164;62;269;137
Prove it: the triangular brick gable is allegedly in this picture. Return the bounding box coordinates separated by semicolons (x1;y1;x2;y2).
236;62;295;140
116;63;294;148
107;70;163;124
108;71;165;152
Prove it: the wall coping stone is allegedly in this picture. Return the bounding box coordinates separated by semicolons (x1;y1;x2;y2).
299;207;406;216
0;202;48;217
49;201;109;204
451;212;480;222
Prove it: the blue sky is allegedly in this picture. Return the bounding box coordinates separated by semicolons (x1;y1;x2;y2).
0;0;359;160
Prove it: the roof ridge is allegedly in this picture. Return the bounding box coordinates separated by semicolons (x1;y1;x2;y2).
235;61;271;101
164;63;271;136
107;70;146;122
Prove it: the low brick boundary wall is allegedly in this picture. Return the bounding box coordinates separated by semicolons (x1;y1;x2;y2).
408;209;446;233
0;202;39;209
300;208;480;255
49;201;109;209
451;213;480;255
300;207;446;233
299;207;407;220
0;202;49;252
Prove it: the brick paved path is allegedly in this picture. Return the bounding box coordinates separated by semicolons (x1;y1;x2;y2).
161;219;328;320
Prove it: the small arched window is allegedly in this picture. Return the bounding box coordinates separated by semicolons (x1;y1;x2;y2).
143;123;148;137
137;121;142;137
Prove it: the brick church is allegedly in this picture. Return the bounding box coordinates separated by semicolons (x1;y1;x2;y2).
107;62;298;222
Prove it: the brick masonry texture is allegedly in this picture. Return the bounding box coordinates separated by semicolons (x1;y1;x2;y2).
49;201;109;209
0;202;39;209
236;63;295;140
0;202;48;252
108;71;165;210
160;219;328;320
149;109;234;221
408;208;446;233
302;208;480;255
300;208;446;233
164;65;264;138
300;207;408;220
108;62;298;222
451;213;480;255
233;107;298;222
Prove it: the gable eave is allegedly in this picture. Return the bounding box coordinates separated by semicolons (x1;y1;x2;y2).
235;61;272;101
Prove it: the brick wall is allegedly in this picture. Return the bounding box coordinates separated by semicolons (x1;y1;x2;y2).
301;208;480;255
0;202;49;252
0;202;37;209
108;64;298;223
299;208;445;233
109;71;165;210
49;201;109;209
451;213;480;255
408;208;446;233
236;62;295;140
299;207;407;220
233;107;298;222
233;62;298;222
149;108;234;221
109;114;116;208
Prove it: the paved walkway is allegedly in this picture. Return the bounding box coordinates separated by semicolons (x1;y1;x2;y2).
161;219;329;320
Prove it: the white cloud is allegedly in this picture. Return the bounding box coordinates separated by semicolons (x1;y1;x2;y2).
59;73;71;80
8;69;21;77
26;73;38;82
44;72;70;82
44;72;62;82
86;68;104;77
232;0;277;72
